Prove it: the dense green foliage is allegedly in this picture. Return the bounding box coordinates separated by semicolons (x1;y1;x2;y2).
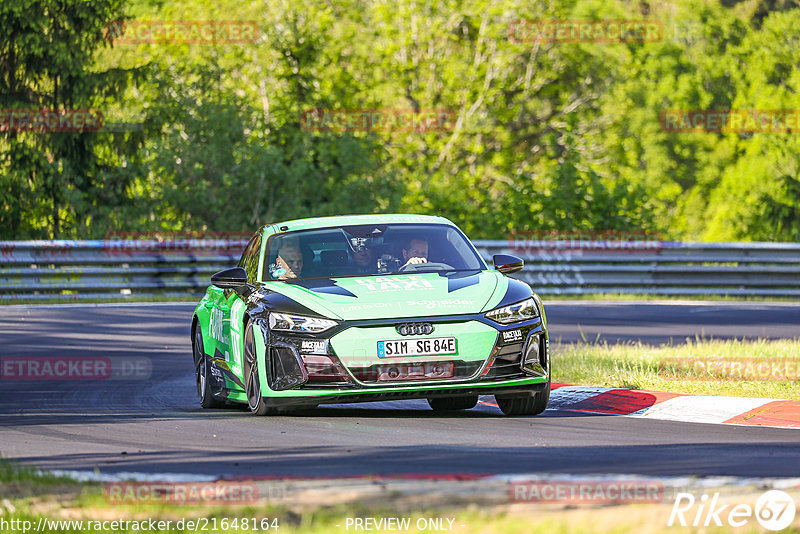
1;0;798;240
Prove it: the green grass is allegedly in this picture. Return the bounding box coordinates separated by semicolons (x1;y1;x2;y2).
0;458;78;485
553;337;800;399
0;459;629;534
9;489;795;533
3;460;800;533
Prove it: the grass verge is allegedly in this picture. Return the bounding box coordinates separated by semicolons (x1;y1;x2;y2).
2;458;799;533
553;337;800;399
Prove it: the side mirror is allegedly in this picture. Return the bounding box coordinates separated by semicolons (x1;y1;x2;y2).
493;254;524;275
211;267;248;289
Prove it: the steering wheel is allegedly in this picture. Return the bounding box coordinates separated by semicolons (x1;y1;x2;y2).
399;261;455;272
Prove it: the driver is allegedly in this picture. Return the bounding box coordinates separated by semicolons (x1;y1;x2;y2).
401;237;429;269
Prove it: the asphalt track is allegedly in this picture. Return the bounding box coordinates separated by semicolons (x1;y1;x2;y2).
1;301;799;479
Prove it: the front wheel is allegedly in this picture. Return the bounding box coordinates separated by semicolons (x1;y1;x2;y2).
194;327;224;409
243;322;272;416
495;382;550;416
428;395;479;412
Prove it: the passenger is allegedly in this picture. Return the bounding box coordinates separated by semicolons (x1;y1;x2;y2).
274;238;304;279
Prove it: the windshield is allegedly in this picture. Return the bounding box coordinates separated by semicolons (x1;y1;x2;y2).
263;223;486;281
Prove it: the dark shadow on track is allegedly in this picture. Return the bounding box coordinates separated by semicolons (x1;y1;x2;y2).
13;441;800;479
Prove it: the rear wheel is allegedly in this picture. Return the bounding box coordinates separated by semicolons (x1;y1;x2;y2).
428;395;479;413
495;382;550;416
243;322;271;416
193;327;224;409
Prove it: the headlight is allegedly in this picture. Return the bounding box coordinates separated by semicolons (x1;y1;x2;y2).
485;297;539;324
268;312;338;333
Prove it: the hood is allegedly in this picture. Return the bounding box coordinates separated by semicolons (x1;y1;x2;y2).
262;270;508;321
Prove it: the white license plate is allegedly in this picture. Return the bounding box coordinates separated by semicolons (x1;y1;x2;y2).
377;337;457;358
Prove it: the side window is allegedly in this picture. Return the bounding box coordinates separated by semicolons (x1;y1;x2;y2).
237;237;256;269
237;234;262;282
242;235;262;282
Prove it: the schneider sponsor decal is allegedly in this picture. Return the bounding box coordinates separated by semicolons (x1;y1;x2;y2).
407;299;475;310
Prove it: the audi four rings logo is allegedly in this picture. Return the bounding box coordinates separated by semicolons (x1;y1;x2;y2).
395;323;434;336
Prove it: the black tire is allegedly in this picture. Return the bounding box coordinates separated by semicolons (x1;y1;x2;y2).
193;326;225;409
428;395;479;413
243;322;272;416
495;381;550;416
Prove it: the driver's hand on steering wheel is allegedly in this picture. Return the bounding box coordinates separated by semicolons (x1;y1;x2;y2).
401;256;427;269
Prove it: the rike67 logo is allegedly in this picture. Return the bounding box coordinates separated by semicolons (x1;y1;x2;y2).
669;490;796;531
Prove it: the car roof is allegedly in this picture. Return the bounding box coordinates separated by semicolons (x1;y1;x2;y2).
263;214;456;233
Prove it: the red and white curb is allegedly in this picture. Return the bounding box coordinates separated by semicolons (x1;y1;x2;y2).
514;384;800;429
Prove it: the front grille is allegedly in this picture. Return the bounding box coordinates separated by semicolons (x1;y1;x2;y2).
301;381;355;389
349;360;482;384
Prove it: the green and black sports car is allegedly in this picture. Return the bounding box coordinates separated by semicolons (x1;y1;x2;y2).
192;214;550;416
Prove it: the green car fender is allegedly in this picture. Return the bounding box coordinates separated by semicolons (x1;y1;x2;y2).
251;321;271;397
193;292;216;355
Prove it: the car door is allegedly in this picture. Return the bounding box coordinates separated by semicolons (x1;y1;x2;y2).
219;232;262;390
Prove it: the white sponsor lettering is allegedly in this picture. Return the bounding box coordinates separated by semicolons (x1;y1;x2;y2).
301;340;327;355
502;329;523;342
354;276;434;292
210;308;225;342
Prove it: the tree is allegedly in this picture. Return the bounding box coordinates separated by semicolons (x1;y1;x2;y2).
0;0;139;238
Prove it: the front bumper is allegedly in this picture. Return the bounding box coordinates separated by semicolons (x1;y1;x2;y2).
262;379;549;408
256;312;549;399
